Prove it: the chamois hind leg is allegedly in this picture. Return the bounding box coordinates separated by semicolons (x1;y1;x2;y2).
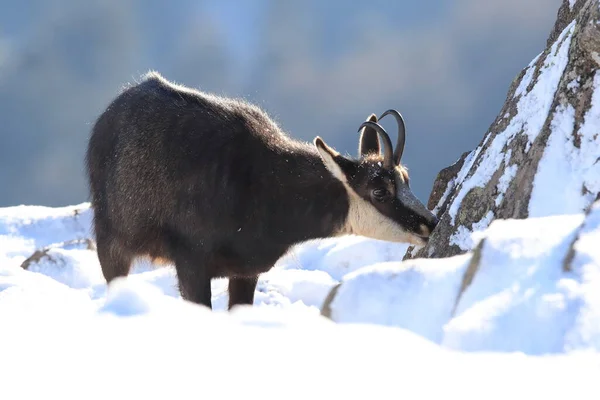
95;232;134;283
228;275;258;310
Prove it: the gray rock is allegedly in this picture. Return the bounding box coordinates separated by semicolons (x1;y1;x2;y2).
407;0;600;260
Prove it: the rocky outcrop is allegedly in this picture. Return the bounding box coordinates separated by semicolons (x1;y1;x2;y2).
406;0;600;260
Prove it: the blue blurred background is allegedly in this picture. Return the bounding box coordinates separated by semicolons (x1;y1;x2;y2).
0;0;561;207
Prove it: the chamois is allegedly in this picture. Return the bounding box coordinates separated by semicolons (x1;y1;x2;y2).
85;72;438;309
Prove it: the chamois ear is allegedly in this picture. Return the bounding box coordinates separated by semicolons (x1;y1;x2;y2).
314;137;354;183
358;114;380;157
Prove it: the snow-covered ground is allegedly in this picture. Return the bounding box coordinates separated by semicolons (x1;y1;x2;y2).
1;202;600;399
328;206;600;354
0;203;410;314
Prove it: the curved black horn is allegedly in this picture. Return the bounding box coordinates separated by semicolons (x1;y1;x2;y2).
357;121;394;169
379;109;406;165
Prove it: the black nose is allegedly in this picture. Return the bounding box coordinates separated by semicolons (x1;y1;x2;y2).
424;214;439;235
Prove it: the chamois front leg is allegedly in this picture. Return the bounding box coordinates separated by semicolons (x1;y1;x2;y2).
174;253;213;309
228;275;258;309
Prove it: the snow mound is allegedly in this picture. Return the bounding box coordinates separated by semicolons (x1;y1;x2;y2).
0;203;91;259
563;200;600;349
2;277;600;400
1;203;410;315
0;203;412;322
0;264;96;318
21;239;103;289
326;201;600;354
323;254;472;344
276;235;410;280
0;271;600;399
444;213;588;353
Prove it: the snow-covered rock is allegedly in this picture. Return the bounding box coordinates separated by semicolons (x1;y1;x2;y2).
408;0;600;260
323;200;600;354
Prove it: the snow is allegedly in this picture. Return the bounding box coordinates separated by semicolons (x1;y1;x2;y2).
494;149;517;207
530;71;600;217
432;149;478;214
2;297;599;400
328;209;600;355
24;241;104;289
275;234;410;281
443;213;588;354
325;254;472;343
515;52;542;97
0;204;416;321
564;201;600;350
567;76;580;91
0;203;413;315
0;264;97;316
519;19;575;145
449;210;494;251
1;198;600;398
569;0;579;11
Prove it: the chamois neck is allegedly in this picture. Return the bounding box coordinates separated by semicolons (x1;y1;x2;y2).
275;143;350;242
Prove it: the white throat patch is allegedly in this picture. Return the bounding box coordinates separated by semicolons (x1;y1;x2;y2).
338;184;426;246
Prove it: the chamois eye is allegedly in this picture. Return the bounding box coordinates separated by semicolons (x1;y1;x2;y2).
372;188;389;201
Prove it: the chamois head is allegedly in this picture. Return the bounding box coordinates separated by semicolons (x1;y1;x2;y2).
314;110;438;246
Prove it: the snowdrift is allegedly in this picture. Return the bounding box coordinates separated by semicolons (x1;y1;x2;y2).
2;281;598;400
1;201;599;399
324;200;600;354
0;202;411;315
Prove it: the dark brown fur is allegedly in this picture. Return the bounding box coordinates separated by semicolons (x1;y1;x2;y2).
85;72;437;310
